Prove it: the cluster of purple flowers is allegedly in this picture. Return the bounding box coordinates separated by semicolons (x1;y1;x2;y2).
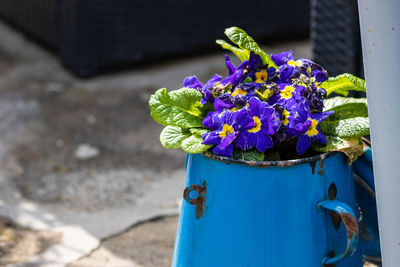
184;51;334;157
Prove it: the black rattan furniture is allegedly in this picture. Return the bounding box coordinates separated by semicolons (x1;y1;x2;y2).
0;0;311;77
311;0;363;78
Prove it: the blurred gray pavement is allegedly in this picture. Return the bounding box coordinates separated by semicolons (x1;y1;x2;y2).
0;20;312;266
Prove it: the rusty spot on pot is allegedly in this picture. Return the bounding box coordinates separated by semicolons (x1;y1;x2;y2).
341;212;359;240
318;160;325;176
183;181;207;219
309;161;316;175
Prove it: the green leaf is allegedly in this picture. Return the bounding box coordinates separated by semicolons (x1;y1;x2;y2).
233;149;265;161
327;103;368;120
189;128;210;136
319;117;370;138
160;126;191;149
216;39;250;61
181;135;212;153
312;135;363;163
321;96;370;140
149;88;207;128
320;73;366;96
224;27;277;68
323;97;367;111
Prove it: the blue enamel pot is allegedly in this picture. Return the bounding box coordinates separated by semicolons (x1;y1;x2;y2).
172;152;362;267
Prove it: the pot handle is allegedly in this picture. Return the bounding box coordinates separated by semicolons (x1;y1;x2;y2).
318;200;359;265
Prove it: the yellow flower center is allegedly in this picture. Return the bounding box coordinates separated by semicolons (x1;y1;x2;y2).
282;109;290;126
255;69;268;83
231;88;247;97
307;119;319;137
219;124;235;138
248;116;262;133
280;86;295;99
287;60;303;67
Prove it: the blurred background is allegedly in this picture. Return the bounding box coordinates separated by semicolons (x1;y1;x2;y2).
0;1;365;266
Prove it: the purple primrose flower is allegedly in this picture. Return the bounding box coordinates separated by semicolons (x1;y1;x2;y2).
201;109;254;157
296;110;334;155
271;50;295;66
213;93;236;112
245;52;277;83
268;83;306;106
235;97;281;152
183;75;203;90
231;82;260;106
287;98;313;137
221;55;249;86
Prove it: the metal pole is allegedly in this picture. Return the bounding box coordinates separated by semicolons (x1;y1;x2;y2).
358;1;400;265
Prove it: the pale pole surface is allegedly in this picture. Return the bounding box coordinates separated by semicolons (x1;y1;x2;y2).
358;0;400;265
